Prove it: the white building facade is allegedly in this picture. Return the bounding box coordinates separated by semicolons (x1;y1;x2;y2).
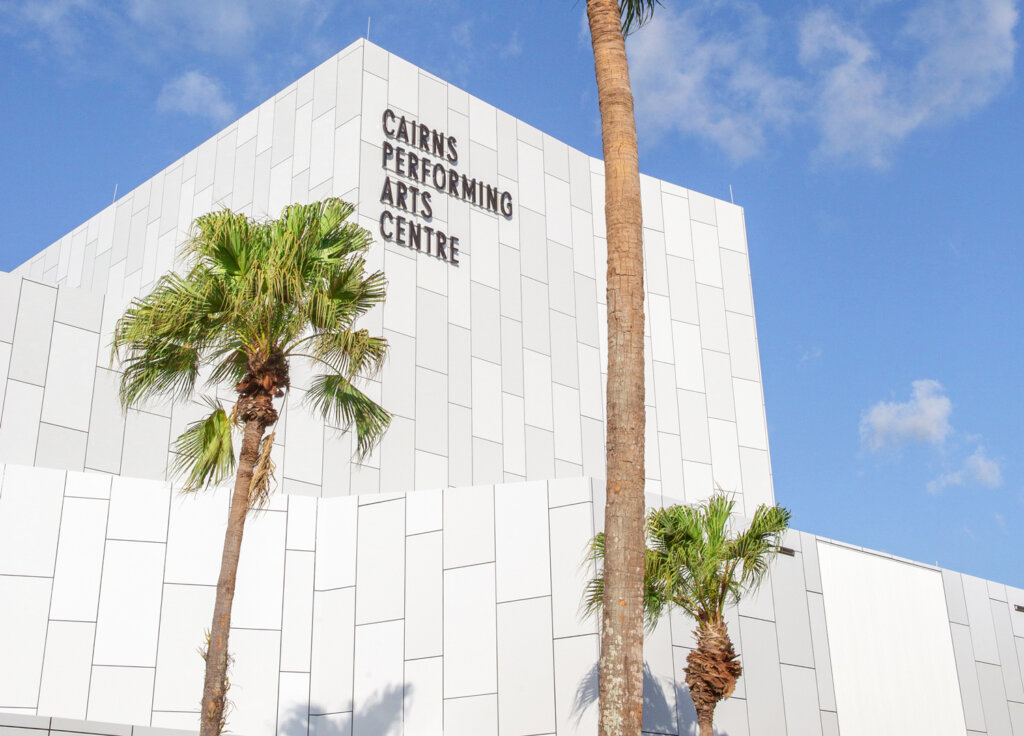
1;39;1022;736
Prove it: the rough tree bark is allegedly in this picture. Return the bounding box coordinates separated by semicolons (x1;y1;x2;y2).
199;397;273;736
686;620;743;736
586;2;647;735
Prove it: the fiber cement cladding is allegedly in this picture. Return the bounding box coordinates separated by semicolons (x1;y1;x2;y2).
6;38;773;513
2;463;1023;736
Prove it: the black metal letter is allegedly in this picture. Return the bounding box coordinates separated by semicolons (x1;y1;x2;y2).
379;210;394;240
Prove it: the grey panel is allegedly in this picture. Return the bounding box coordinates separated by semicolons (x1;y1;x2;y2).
568;150;592;212
1019;638;1024;693
79;242;96;291
713;697;750;736
951;622;988;732
1009;702;1024;736
35;423;88;472
520;278;550;353
806;593;837;713
574;274;599;347
780;664;821;736
978;662;1014;736
448;326;471;408
525;426;554;480
0;274;23;343
499;318;523;396
549;312;579;389
0;714;49;730
415;289;447;373
447;404;472;487
131;727;195;736
580;417;604;479
469;283;500;363
110;200;133;265
84;368;126;474
965;574;1001;665
992;599;1024;702
801;534;821;594
498;245;521;320
518;210;548;282
819;711;839;736
548;244;575;316
125;210;146;275
9;280;57;386
738;616;787;736
942;569;969;625
51;717;132;736
121;410;171;481
54;286;104;333
89;251;111;294
771;553;814;668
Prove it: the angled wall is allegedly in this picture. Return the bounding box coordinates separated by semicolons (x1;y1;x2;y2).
5;39;773;513
2;462;1023;735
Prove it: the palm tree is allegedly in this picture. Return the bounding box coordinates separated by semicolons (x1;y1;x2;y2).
112;199;391;736
583;2;660;733
586;493;791;736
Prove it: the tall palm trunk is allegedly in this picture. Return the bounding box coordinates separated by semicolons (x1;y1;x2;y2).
199;412;267;736
586;2;647;735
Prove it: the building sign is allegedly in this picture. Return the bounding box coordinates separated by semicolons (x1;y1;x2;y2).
378;108;513;265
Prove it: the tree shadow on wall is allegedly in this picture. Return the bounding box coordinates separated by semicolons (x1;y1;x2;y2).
573;661;690;735
278;683;406;736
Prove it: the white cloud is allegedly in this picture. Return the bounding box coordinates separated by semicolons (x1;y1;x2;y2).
3;0;329;59
623;0;1017;166
927;446;1003;493
799;0;1018;167
860;379;952;451
125;0;323;55
157;71;235;123
501;29;522;58
627;2;801;161
799;346;823;364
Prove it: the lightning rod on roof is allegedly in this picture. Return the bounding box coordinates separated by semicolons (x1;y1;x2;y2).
367;17;371;41
112;183;118;204
729;184;734;204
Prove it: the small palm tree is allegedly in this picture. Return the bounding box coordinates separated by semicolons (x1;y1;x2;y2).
112;198;391;736
586;493;791;736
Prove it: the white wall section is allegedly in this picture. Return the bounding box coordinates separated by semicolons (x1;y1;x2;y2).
818;541;967;736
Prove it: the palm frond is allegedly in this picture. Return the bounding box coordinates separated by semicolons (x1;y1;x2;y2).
582;532;607;619
619;0;662;35
170;398;237;492
584;493;791;631
305;374;392;460
248;431;277;510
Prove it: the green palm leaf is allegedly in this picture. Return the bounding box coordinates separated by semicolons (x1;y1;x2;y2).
170;399;237;492
585;493;791;628
619;0;662;34
305;374;392;460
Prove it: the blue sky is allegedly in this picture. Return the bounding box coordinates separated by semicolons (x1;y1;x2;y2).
1;0;1021;587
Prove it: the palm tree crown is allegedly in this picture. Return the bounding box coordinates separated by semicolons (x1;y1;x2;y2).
113;197;390;470
587;493;791;628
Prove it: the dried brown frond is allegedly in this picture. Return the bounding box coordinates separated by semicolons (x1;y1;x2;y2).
248;431;277;510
